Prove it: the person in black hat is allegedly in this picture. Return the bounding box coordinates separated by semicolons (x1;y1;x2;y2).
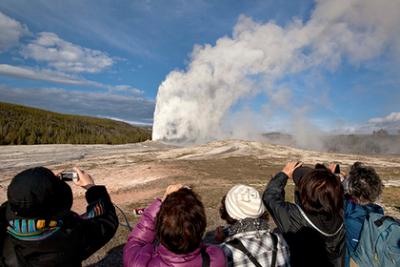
0;166;118;267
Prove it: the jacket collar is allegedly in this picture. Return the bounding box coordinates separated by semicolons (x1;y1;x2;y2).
345;196;384;215
226;217;269;238
7;218;61;241
157;244;203;263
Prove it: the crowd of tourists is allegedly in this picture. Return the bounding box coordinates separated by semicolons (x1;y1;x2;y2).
0;160;399;267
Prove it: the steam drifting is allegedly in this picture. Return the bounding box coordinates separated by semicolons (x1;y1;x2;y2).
153;0;400;143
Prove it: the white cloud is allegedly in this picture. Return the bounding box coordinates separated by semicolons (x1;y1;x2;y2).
337;112;400;134
369;112;400;124
0;11;29;52
153;0;400;142
366;112;400;133
113;85;144;95
0;64;143;96
0;64;100;86
21;32;113;73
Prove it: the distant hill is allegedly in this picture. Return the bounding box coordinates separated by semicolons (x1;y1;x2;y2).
0;102;151;145
263;131;400;155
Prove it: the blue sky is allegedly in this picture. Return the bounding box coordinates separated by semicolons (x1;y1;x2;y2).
0;0;399;134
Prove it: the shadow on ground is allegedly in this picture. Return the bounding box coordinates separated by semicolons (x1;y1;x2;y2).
86;244;124;267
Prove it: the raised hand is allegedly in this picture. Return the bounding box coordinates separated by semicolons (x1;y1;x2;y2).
162;184;183;201
73;167;95;190
282;161;303;179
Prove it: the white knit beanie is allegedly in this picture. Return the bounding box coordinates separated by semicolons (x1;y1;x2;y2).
225;184;266;220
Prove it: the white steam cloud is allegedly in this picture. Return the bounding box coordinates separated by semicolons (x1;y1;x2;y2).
153;0;400;143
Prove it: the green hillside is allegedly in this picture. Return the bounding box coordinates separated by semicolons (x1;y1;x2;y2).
0;102;151;145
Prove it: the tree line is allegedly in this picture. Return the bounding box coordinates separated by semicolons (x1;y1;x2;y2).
0;102;151;145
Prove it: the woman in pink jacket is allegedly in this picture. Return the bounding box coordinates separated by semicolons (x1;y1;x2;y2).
123;184;226;267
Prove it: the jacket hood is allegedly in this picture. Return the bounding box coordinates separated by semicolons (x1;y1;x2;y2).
6;167;72;220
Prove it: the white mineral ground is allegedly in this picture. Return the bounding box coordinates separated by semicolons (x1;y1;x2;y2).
1;140;399;212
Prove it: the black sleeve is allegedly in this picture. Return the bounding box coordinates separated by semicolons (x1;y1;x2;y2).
0;202;6;242
0;202;8;263
77;185;119;260
262;172;300;233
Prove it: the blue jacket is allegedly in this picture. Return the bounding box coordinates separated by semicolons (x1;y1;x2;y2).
344;195;384;267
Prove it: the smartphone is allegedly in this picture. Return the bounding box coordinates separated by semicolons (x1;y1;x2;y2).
59;171;78;181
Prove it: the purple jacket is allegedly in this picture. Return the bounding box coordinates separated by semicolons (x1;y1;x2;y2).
123;199;227;267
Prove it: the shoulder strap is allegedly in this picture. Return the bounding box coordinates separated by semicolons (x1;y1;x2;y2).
200;247;210;267
226;239;262;267
270;232;278;267
295;204;343;237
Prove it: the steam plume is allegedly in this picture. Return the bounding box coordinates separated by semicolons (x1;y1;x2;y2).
153;0;400;143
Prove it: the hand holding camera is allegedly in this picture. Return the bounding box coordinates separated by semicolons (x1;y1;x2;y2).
59;167;95;190
73;167;95;190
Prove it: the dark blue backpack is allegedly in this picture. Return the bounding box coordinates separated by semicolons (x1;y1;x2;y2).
351;212;400;267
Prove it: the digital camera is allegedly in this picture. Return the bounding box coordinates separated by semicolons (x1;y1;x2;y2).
59;171;78;181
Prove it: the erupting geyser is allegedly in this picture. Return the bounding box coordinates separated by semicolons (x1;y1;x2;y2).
152;0;400;144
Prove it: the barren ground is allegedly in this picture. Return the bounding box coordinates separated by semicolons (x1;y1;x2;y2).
1;140;399;266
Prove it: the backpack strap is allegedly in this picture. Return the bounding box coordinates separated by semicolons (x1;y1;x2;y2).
295;204;343;237
270;232;278;267
200;247;210;267
226;239;263;267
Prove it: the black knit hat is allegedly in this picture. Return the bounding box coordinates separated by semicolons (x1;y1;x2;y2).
6;167;73;219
